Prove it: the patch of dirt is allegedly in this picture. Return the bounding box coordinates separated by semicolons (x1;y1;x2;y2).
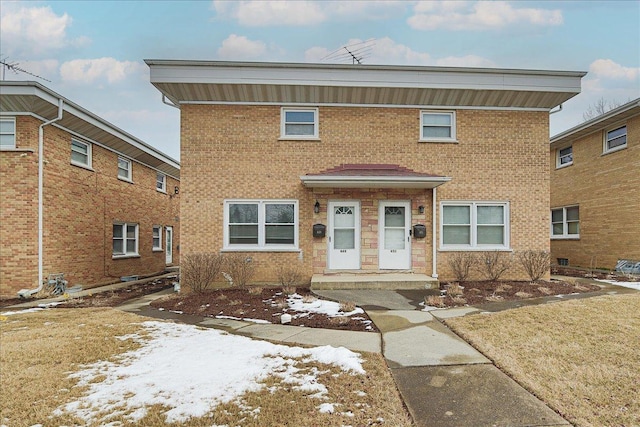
151;287;379;333
431;280;601;308
552;265;636;281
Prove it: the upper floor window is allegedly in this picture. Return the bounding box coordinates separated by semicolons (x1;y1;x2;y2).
557;146;573;168
551;206;579;239
224;200;298;250
113;223;138;257
118;157;132;181
604;125;627;153
281;108;318;139
440;201;509;250
0;117;16;149
71;139;92;168
420;111;456;142
156;173;166;192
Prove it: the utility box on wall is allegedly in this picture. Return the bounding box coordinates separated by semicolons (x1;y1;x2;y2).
313;223;326;238
413;224;427;239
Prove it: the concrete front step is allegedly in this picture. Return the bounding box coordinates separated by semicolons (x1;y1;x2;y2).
311;273;438;290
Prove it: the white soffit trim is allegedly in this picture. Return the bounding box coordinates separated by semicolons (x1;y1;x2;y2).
300;175;452;189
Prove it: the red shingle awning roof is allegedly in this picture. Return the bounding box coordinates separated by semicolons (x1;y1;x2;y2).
301;164;451;189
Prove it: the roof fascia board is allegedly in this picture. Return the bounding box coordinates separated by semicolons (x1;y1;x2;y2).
301;175;452;189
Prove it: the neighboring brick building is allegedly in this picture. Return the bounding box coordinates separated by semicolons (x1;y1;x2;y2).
147;60;584;286
0;81;180;297
550;98;639;270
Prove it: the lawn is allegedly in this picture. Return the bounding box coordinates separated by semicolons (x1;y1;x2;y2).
0;308;412;427
446;293;640;427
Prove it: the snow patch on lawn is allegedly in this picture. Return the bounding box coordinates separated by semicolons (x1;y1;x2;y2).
286;293;364;317
597;279;640;291
57;320;364;424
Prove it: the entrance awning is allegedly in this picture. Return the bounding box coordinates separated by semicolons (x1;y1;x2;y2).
300;164;451;189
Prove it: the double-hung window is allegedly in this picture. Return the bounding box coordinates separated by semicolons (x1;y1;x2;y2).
557;146;573;168
152;225;162;250
118;157;132;181
281;108;318;139
441;202;509;249
71;139;91;168
0;117;16;149
420;111;456;142
113;223;139;257
604;125;627;153
224;200;298;250
156;173;166;192
551;206;579;239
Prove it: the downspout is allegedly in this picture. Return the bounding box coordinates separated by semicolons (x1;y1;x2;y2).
18;99;64;298
431;187;438;278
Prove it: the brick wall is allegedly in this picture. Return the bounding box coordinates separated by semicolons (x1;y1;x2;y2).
550;114;640;269
181;105;550;283
0;116;180;297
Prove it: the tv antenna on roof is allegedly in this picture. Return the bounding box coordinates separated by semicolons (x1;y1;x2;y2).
0;56;51;82
321;39;375;65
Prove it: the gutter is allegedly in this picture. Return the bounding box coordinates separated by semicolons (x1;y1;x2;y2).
18;99;64;298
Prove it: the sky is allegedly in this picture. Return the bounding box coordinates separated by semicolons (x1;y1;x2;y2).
1;0;638;162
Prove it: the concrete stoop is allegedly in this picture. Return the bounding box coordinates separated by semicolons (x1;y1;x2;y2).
311;273;438;290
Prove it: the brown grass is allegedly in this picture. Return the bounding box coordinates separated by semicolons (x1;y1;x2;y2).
446;294;640;427
447;283;464;297
339;301;357;313
1;308;412;427
425;295;446;307
247;286;264;295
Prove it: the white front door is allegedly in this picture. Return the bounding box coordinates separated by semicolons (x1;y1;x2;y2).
328;201;360;270
165;226;173;264
379;201;411;270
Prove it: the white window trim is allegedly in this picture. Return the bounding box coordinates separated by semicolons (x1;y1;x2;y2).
156;173;167;193
439;201;510;250
280;107;319;140
556;145;573;169
70;138;93;169
420;110;457;143
551;205;580;240
118;156;133;182
0;117;16;150
603;124;627;154
152;225;163;251
112;222;139;258
223;199;299;251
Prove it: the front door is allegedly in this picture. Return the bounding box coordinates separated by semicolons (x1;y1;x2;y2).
165;226;173;264
379;201;411;270
328;201;360;270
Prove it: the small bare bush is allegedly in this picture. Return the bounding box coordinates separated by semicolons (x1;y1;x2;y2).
329;316;351;326
228;299;242;306
302;294;317;303
451;296;467;305
537;286;553;295
247;286;264;295
425;295;446;308
495;284;512;293
225;254;255;287
282;285;297;295
515;291;532;298
181;252;225;293
517;250;551;282
272;298;288;309
446;283;464;297
339;301;356;313
476;251;513;281
447;252;477;282
485;295;504;302
276;265;303;287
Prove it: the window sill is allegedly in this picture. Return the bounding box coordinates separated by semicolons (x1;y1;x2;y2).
419;139;458;144
551;236;580;240
221;247;301;253
112;254;140;259
0;147;34;152
118;177;134;184
555;162;573;169
156;189;167;194
278;137;321;142
439;247;512;252
602;145;627;156
152;248;164;252
71;161;94;171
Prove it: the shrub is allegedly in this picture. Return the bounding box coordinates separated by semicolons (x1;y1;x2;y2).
339;301;356;313
225;254;255;287
247;286;264;295
447;252;477;282
276;265;303;287
517;250;551;282
282;285;297;295
476;251;513;281
181;252;225;293
425;295;446;308
446;283;464;297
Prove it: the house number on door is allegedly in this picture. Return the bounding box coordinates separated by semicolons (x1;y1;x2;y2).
391;249;397;253
340;249;347;253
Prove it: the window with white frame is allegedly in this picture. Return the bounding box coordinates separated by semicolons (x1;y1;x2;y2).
71;138;91;168
152;225;162;250
118;156;132;181
604;125;627;153
551;206;579;239
281;108;318;139
225;200;298;249
420;111;456;142
557;146;573;168
441;202;509;249
0;117;16;149
156;173;166;192
113;223;139;256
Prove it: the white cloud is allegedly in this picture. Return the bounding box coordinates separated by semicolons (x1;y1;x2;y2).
0;4;90;56
60;58;146;84
435;55;496;68
589;59;640;81
408;1;563;31
217;34;269;60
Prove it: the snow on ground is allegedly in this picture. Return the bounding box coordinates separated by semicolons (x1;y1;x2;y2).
55;320;364;425
285;293;364;317
596;279;640;291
